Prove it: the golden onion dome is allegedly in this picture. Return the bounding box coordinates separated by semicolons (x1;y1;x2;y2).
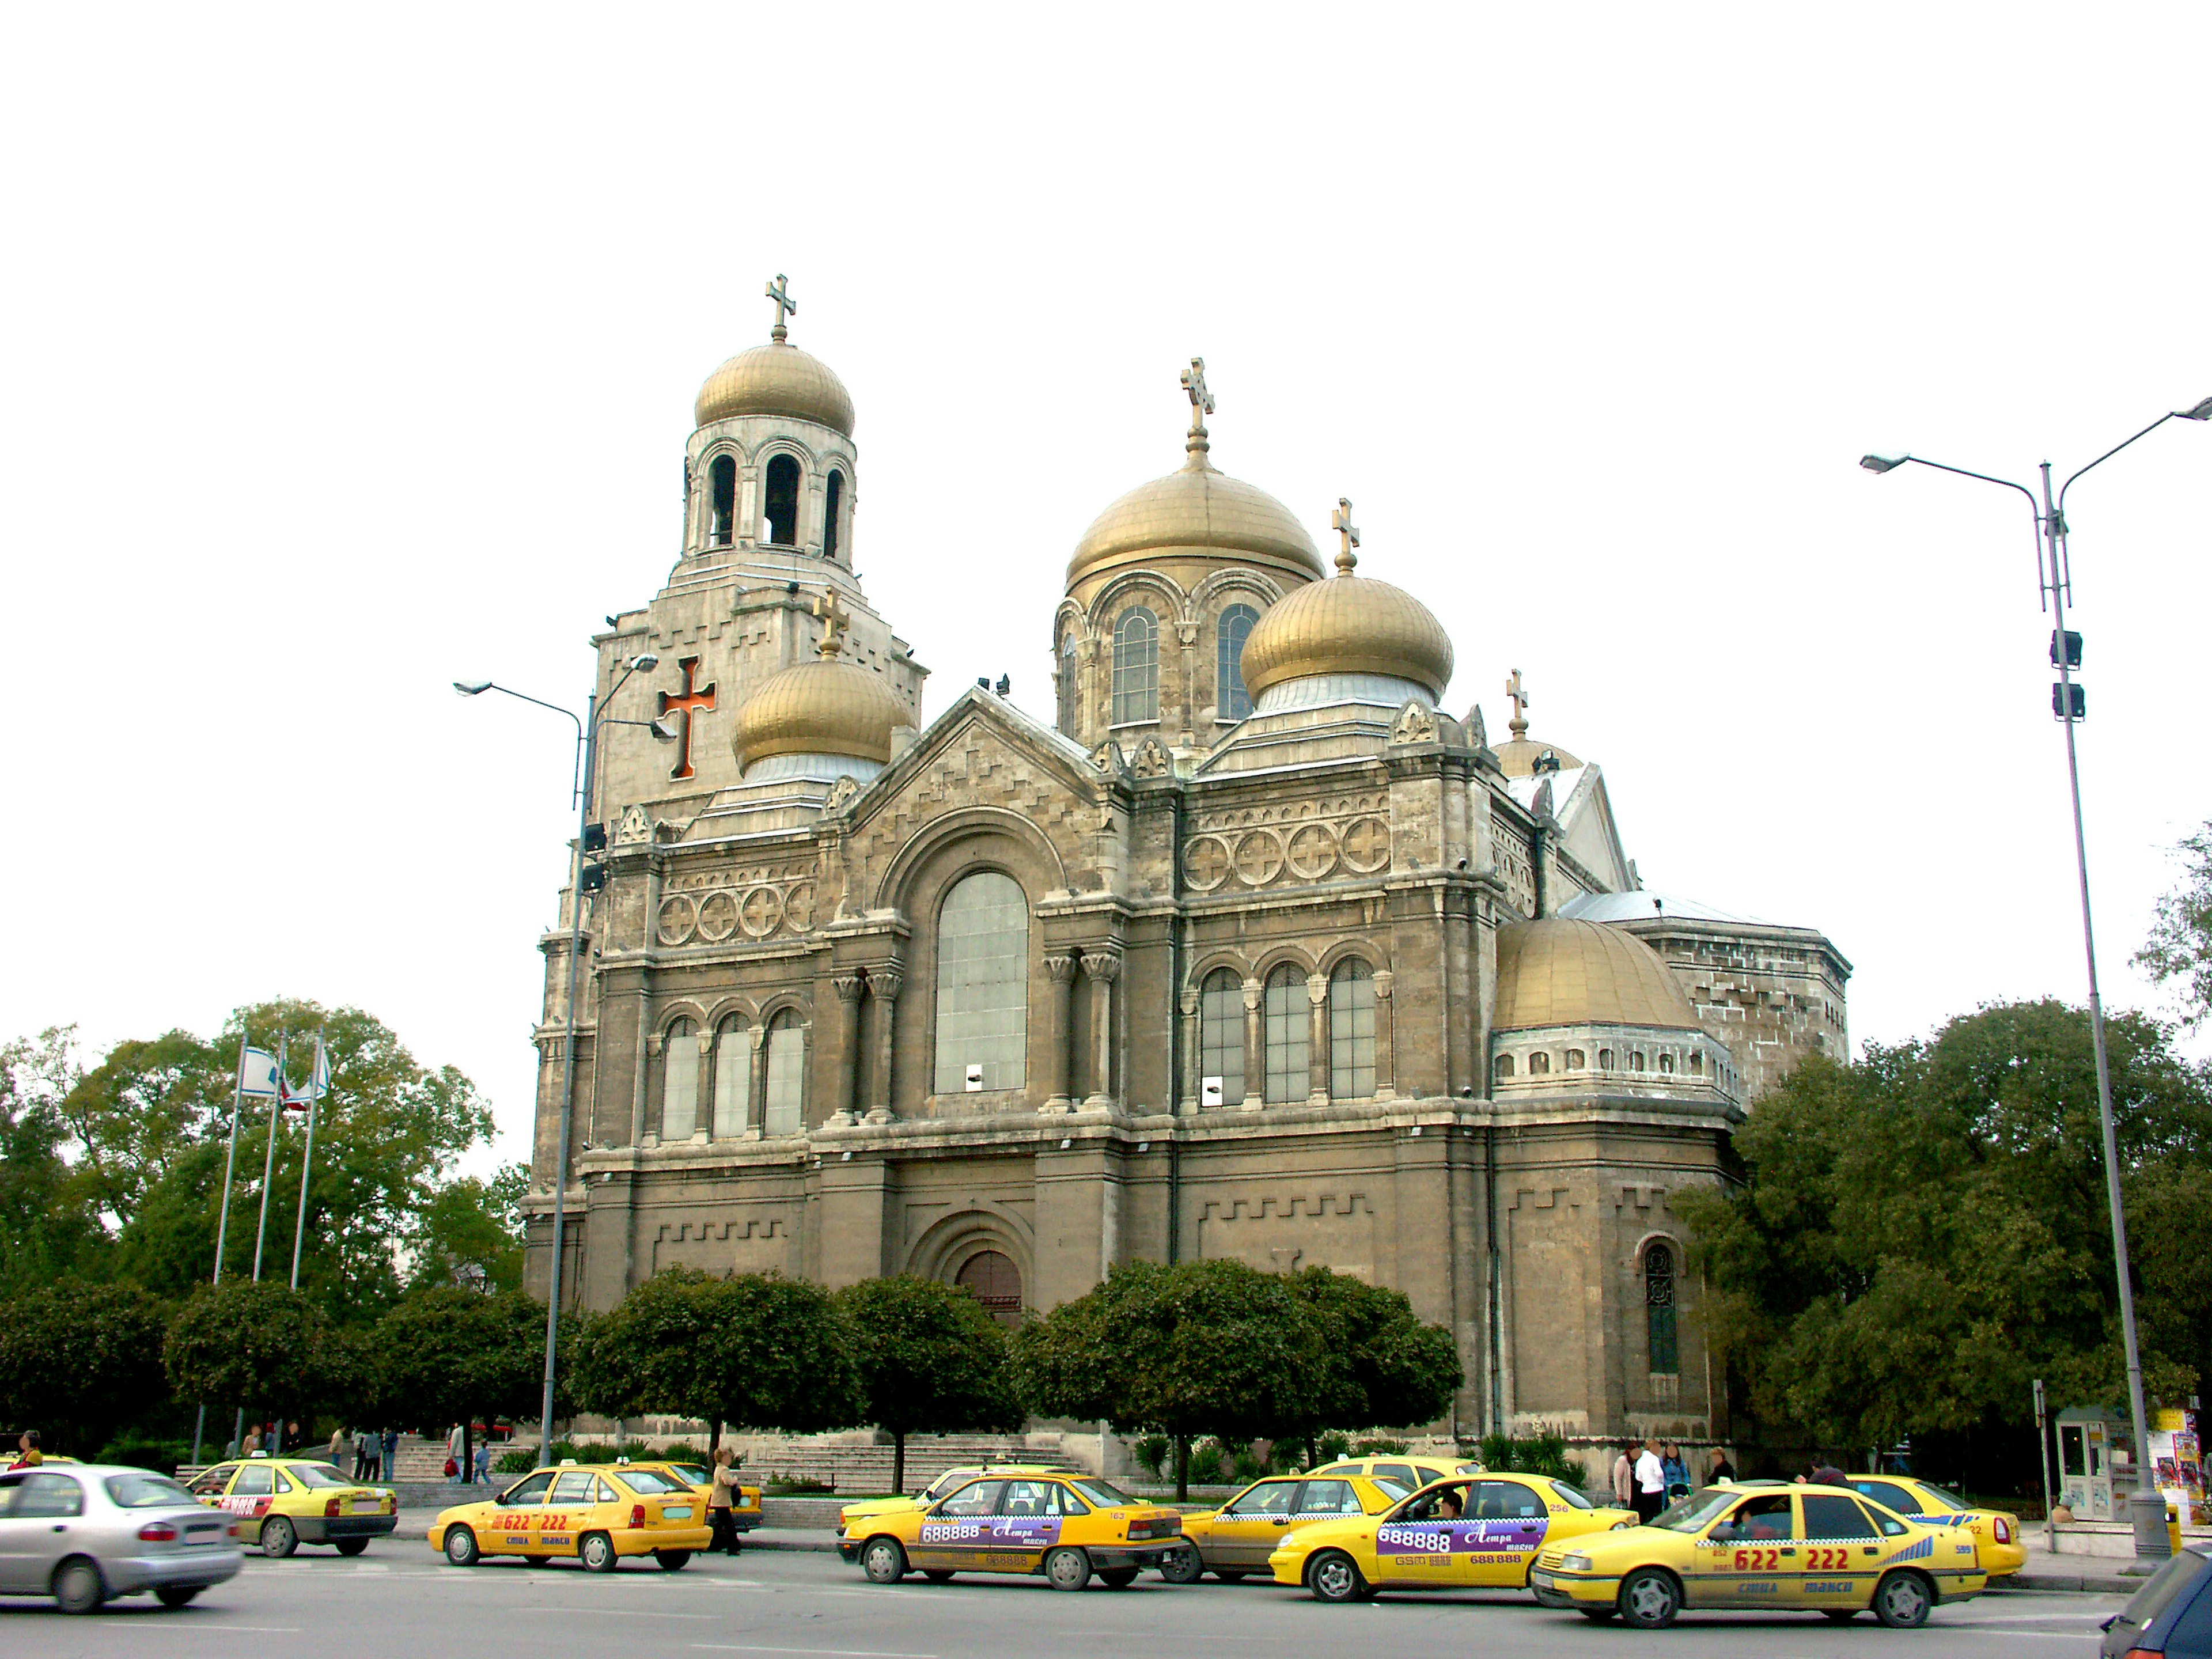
695;339;855;436
1067;438;1324;587
1238;547;1455;703
1494;733;1584;778
1491;917;1699;1031
733;638;910;772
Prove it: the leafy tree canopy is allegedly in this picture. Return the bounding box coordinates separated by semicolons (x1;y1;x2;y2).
0;1029;103;1290
165;1279;361;1421
373;1286;548;1433
0;1278;169;1456
2140;823;2212;1028
834;1275;1023;1492
1289;1266;1463;1434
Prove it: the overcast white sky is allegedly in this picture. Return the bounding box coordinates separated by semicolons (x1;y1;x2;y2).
5;3;2208;1171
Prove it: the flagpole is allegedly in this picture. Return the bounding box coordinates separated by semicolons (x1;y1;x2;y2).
194;1035;255;1467
287;1033;323;1290
253;1029;286;1282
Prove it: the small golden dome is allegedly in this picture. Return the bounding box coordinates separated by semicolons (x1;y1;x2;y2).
695;340;855;436
1238;552;1455;702
1494;735;1583;778
733;651;910;772
1491;917;1699;1031
1067;445;1324;586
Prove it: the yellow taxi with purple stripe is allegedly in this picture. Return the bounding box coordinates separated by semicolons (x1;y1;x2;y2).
1840;1475;2026;1578
428;1463;711;1571
842;1471;1183;1591
1527;1483;1986;1628
1162;1472;1405;1582
1268;1473;1637;1600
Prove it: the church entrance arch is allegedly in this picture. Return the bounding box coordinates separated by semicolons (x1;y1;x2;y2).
953;1249;1023;1327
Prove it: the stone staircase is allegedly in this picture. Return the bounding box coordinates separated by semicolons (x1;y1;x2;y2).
646;1431;1075;1496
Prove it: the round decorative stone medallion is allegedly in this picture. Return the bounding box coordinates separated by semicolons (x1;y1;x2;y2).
656;893;698;946
1184;836;1230;892
695;889;738;942
1339;815;1392;873
1286;821;1339;880
739;886;783;938
782;881;815;932
1234;830;1285;887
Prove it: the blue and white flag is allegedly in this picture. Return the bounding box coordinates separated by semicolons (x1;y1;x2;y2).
281;1035;329;1112
238;1047;282;1099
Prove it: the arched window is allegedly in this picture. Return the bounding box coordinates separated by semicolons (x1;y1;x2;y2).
1111;607;1158;725
661;1017;699;1141
763;454;801;547
823;469;845;562
763;1010;804;1135
933;871;1028;1093
1494;1052;1516;1081
1327;958;1375;1100
1262;965;1308;1103
1658;1052;1676;1074
1688;1052;1705;1076
1645;1243;1679;1374
1529;1050;1552;1075
955;1249;1024;1328
1217;603;1259;721
708;454;737;547
1629;1051;1646;1072
1565;1048;1586;1070
712;1016;752;1138
1597;1048;1615;1071
1056;631;1080;735
1199;967;1245;1107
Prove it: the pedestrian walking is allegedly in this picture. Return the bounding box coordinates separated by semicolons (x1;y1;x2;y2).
1611;1442;1635;1509
474;1438;492;1483
1634;1438;1667;1523
381;1427;398;1484
708;1445;740;1555
1661;1441;1688;1499
328;1426;349;1471
1708;1446;1737;1483
446;1422;467;1481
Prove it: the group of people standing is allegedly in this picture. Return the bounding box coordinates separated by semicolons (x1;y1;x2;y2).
1612;1439;1735;1521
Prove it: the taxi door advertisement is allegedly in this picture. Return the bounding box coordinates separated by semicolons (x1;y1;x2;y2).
1372;1516;1548;1586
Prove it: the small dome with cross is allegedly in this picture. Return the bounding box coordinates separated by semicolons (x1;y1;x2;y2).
696;275;855;436
732;593;911;773
1237;509;1453;706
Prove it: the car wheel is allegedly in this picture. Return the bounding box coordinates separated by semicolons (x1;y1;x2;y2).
1873;1570;1931;1629
52;1558;107;1615
444;1525;481;1567
1098;1567;1139;1589
336;1537;370;1557
1044;1546;1092;1591
1158;1544;1205;1585
656;1550;692;1571
579;1532;619;1574
862;1539;907;1584
923;1570;956;1583
1618;1567;1682;1630
156;1586;203;1609
1308;1550;1366;1604
260;1516;298;1559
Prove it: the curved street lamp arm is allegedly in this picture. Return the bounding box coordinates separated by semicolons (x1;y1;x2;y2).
2059;411;2177;514
1897;456;2048;599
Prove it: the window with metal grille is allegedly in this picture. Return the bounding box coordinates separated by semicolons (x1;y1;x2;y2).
1645;1242;1679;1374
1200;967;1245;1105
1328;958;1375;1099
764;1011;805;1134
712;1016;751;1137
1263;965;1309;1103
933;871;1028;1093
1217;603;1259;719
1111;607;1158;725
661;1018;698;1140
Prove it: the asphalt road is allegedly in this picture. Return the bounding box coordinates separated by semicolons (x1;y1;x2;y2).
0;1543;2132;1658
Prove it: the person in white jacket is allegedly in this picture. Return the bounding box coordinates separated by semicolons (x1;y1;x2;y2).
446;1423;467;1482
1633;1439;1668;1523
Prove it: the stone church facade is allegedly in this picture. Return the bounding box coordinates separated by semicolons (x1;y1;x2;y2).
520;298;1851;1446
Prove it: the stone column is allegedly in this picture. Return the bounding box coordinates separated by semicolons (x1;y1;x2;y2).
831;974;866;1127
1082;949;1121;1111
741;1025;764;1138
692;1030;713;1141
1043;953;1078;1112
1241;976;1263;1110
641;1032;664;1147
1373;969;1396;1099
749;1020;771;1134
1177;986;1200;1115
1306;971;1331;1104
866;967;902;1124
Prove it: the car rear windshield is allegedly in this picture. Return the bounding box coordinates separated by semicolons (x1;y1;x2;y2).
616;1469;688;1495
286;1463;351;1489
1070;1478;1136;1508
2111;1547;2212;1637
1652;1487;1741;1533
105;1474;194;1508
1916;1482;1972;1511
1549;1480;1596;1510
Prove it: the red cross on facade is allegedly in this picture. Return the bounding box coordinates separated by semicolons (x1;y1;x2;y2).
658;656;717;781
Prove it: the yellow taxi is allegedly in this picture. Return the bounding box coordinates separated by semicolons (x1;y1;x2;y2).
634;1460;765;1533
837;1463;1072;1546
1270;1472;1635;1601
429;1463;711;1571
1527;1483;1987;1628
185;1456;397;1556
1163;1472;1404;1583
841;1471;1184;1591
1305;1453;1481;1493
1840;1475;2026;1578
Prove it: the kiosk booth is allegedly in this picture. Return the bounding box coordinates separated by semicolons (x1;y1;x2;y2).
2056;1404;2130;1521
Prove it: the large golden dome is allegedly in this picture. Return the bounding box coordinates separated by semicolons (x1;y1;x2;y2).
1238;554;1455;702
1491;918;1699;1031
1067;445;1324;586
733;651;910;771
695;340;855;436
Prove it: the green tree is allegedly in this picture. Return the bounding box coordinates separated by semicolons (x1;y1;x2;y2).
0;1278;170;1455
2140;824;2212;1027
373;1287;546;1479
1012;1259;1330;1499
0;1029;101;1289
165;1279;360;1430
411;1164;529;1294
573;1269;861;1440
58;1029;229;1233
1286;1266;1462;1457
834;1275;1024;1494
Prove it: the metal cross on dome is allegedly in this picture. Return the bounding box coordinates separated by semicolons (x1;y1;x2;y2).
1506;668;1530;733
765;273;797;340
1181;357;1214;434
658;656;718;781
1332;498;1360;572
813;587;849;657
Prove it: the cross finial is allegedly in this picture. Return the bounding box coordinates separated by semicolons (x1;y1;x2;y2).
765;273;797;342
1505;668;1529;738
813;587;848;657
1332;498;1361;574
1180;357;1214;465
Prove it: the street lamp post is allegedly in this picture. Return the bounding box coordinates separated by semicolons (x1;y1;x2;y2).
1861;394;2211;1567
455;655;671;1451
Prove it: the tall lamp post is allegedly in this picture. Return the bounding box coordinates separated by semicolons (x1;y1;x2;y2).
1861;393;2212;1566
454;654;672;1449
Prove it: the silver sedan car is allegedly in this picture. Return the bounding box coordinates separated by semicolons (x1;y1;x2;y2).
0;1463;243;1612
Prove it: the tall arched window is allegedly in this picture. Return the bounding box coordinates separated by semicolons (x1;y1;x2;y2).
763;1010;804;1135
1111;607;1158;725
1327;958;1376;1100
708;454;737;547
1217;603;1260;721
1263;965;1309;1104
763;454;801;547
823;468;845;562
1199;967;1245;1106
1645;1243;1679;1374
933;871;1028;1093
1056;631;1080;735
1494;1052;1516;1081
661;1017;699;1141
712;1015;752;1137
